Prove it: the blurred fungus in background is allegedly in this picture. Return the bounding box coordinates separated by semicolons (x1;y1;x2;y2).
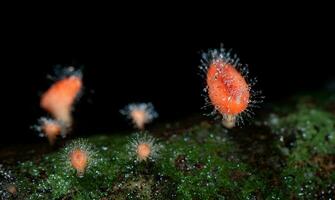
0;165;17;199
120;103;158;130
33;117;64;145
40;67;83;128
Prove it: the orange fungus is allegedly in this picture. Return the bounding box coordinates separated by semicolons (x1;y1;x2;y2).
131;110;147;130
120;103;158;130
41;75;82;126
129;133;161;162
42;120;62;144
207;60;250;116
7;184;17;195
137;143;151;161
70;149;88;176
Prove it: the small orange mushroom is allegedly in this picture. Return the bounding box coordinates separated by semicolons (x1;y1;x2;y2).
200;46;262;128
70;148;88;177
136;143;151;161
128;133;161;162
64;139;96;177
131;109;147;130
207;60;250;128
0;165;17;198
41;73;82;127
6;184;17;196
34;117;64;145
120;103;158;130
41;119;62;144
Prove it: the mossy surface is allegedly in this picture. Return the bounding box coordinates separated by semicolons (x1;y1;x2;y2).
1;92;335;199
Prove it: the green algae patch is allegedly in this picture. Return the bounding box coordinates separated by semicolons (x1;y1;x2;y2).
7;126;264;199
2;93;335;199
267;97;335;199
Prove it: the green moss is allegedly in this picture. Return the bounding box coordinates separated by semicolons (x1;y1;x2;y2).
268;94;335;199
2;93;335;199
8;124;263;199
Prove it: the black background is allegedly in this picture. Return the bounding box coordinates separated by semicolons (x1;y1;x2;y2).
1;5;334;146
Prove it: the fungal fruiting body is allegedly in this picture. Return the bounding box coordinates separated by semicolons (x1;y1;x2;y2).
200;46;262;128
6;185;16;196
34;117;64;145
0;165;17;199
207;60;249;128
40;67;82;127
64;139;96;177
137;143;151;161
128;133;161;162
70;149;88;176
120;103;158;130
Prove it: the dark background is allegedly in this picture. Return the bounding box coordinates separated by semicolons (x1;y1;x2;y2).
1;6;334;146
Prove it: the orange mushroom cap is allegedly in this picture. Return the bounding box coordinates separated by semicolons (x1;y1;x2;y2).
42;120;62;144
137;143;151;161
70;149;88;175
40;76;82;126
131;110;147;130
207;60;250;116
